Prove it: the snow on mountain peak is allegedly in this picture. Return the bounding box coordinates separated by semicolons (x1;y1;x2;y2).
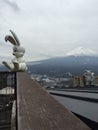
66;47;97;56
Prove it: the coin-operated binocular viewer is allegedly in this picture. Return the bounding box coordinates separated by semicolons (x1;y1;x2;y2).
2;30;27;71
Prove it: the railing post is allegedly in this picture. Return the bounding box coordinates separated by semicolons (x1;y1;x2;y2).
14;72;18;130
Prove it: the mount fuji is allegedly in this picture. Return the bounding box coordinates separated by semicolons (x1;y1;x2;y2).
66;47;98;57
27;47;98;75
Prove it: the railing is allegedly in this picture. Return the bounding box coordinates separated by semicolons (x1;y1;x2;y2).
0;72;91;130
0;72;16;130
16;72;91;130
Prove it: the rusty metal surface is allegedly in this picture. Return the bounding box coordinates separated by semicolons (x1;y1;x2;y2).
17;72;91;130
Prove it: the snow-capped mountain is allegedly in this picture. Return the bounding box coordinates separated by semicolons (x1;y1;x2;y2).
66;47;97;57
26;47;98;75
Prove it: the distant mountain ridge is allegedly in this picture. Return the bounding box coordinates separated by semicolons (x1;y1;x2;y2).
27;55;98;75
0;47;98;75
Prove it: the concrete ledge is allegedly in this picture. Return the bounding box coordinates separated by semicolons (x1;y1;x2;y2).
17;72;91;130
50;92;98;103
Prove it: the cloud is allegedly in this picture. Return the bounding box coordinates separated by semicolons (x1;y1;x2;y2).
0;0;98;61
2;0;20;11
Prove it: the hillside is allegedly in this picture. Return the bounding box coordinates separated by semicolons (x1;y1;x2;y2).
27;55;98;75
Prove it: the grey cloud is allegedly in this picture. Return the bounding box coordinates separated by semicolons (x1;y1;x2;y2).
0;0;98;61
3;0;20;11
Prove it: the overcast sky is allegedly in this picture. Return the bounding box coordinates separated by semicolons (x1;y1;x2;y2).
0;0;98;62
